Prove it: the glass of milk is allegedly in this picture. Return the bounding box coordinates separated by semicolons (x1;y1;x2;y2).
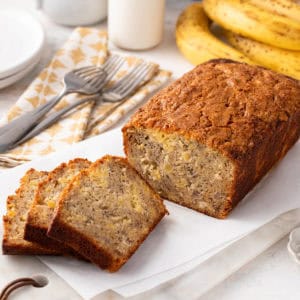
108;0;166;50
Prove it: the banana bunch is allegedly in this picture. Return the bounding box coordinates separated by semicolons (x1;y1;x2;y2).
175;0;300;79
202;0;300;50
175;3;253;65
247;0;300;23
224;30;300;79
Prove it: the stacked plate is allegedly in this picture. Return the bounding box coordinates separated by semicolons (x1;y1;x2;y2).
0;10;45;89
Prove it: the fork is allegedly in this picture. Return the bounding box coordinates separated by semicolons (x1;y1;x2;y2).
0;55;125;153
13;63;154;147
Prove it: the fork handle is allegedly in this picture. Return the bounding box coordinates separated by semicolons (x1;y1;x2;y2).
14;95;99;147
0;90;67;153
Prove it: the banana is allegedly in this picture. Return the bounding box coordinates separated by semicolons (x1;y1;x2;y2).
175;3;253;65
223;29;300;79
248;0;300;23
203;0;300;50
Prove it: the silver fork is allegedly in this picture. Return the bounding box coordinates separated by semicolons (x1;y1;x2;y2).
14;63;154;147
0;55;125;153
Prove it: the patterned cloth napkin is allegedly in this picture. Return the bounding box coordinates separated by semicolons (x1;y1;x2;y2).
0;27;171;168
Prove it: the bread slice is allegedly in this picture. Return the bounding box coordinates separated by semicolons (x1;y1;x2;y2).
48;155;167;272
123;59;300;219
2;169;57;255
24;158;91;252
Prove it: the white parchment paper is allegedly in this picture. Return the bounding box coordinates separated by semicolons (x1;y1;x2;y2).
0;126;299;299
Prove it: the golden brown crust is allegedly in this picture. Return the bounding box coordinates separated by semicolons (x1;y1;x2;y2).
2;233;58;255
24;158;91;255
48;208;166;272
124;59;300;158
123;59;300;218
48;217;114;269
24;221;74;253
48;155;167;271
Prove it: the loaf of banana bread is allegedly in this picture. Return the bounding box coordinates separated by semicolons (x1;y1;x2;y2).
2;169;57;255
123;59;300;219
48;155;167;272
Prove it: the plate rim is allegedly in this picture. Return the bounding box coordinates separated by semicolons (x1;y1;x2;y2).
0;51;42;89
0;9;45;78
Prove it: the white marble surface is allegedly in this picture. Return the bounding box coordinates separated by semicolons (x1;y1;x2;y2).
0;0;300;299
288;228;300;265
204;236;300;300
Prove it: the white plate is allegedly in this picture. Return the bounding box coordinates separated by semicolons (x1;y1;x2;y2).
0;10;45;79
0;52;41;89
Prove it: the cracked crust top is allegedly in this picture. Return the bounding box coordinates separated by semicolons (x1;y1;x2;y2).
123;59;300;160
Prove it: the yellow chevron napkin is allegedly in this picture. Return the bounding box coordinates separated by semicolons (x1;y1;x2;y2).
0;28;171;168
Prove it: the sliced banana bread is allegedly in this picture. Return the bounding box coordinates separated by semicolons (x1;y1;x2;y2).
48;155;167;272
123;59;300;219
2;169;57;255
24;158;91;252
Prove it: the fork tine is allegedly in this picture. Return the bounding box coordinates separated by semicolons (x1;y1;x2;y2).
102;55;119;69
84;57;126;87
87;72;107;89
77;56;118;79
120;65;153;93
105;57;126;82
80;56;125;83
80;68;106;78
111;63;148;93
116;64;153;96
105;62;145;92
102;64;154;102
72;56;114;77
104;56;123;72
72;55;122;76
72;55;125;81
73;66;98;76
79;68;105;79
